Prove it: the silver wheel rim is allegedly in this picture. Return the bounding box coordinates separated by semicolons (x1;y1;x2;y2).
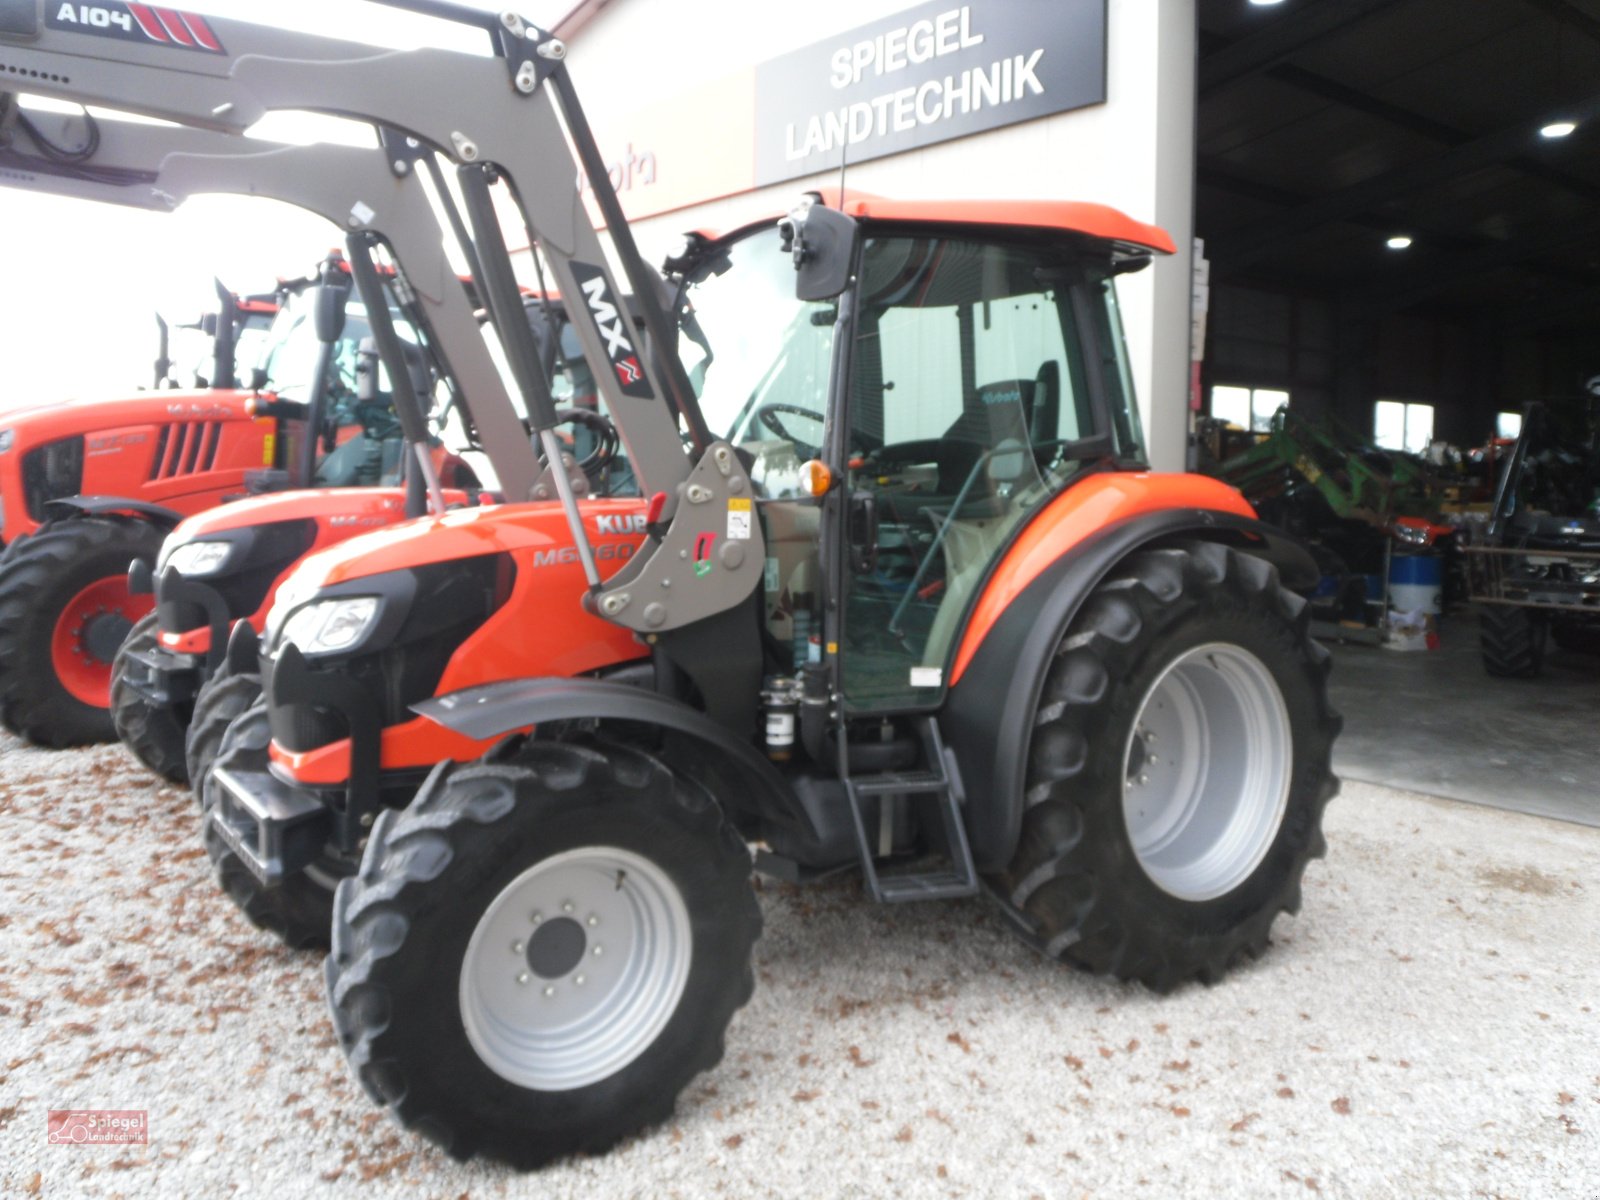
459;845;692;1091
1121;642;1292;901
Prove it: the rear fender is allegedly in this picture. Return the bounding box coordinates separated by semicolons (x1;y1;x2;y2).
942;508;1315;873
413;676;814;841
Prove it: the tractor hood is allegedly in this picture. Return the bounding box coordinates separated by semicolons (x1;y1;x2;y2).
169;486;416;541
0;389;253;438
280;496;651;595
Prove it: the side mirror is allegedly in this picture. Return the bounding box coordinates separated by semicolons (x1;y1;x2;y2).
779;199;858;303
248;366;269;392
314;281;350;346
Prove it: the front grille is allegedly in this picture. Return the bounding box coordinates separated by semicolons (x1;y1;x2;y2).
148;421;222;480
21;436;84;521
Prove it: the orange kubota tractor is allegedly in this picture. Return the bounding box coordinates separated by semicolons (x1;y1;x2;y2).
0;110;495;751
2;1;1341;1172
21;116;575;788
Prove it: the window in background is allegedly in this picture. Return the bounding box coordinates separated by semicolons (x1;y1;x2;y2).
1211;384;1289;432
1496;411;1523;439
1375;400;1434;453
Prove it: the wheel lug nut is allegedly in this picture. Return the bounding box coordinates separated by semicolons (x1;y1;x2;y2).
516;972;529;985
593;945;603;956
543;985;555;997
574;975;585;985
562;902;574;913
511;940;524;954
587;916;598;927
531;912;543;924
1139;774;1149;785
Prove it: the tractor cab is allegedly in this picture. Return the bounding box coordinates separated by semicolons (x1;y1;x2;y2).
671;196;1160;711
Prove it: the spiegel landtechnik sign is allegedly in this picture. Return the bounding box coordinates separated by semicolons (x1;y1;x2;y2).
753;0;1108;186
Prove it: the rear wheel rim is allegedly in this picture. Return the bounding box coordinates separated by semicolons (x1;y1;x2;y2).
459;845;692;1092
51;576;151;708
1121;642;1292;901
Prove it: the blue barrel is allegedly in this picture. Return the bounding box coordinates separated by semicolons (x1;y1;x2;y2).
1389;554;1442;614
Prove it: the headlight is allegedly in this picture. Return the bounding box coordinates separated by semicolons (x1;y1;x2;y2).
0;429;13;454
1390;522;1430;546
165;540;235;577
280;597;380;657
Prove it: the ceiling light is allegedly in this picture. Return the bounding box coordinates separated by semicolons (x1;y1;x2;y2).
1249;0;1287;5
1386;235;1413;250
1540;120;1577;139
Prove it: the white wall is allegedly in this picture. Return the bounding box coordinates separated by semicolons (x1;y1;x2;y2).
564;0;1196;469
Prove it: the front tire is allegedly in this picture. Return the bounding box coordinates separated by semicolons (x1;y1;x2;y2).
185;667;262;804
201;699;351;949
1479;604;1547;677
0;517;163;745
995;541;1340;993
110;611;190;783
326;740;760;1169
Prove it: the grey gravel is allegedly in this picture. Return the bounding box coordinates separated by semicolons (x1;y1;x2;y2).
1;728;1596;1199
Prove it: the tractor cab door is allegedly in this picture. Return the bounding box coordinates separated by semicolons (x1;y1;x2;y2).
836;232;1112;712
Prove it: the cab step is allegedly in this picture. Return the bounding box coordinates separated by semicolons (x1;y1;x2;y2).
841;716;979;903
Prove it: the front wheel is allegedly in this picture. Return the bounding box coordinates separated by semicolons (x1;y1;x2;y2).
184;667;262;804
201;699;351;949
326;740;760;1169
110;611;190;783
1479;604;1547;677
0;517;163;745
995;540;1341;992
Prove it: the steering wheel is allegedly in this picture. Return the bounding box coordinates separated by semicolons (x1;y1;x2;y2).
752;402;825;461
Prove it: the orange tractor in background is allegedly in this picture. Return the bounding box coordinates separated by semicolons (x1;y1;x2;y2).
0;253;480;748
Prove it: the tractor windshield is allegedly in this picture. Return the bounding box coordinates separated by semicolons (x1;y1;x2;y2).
254;289;401;403
677;226;836;499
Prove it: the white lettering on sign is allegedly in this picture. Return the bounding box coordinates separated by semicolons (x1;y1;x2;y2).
56;3;133;30
788;47;1045;162
828;6;983;88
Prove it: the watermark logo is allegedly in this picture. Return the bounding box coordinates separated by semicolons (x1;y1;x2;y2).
47;1110;148;1146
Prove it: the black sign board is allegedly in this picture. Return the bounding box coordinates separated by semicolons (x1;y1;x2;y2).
753;0;1108;187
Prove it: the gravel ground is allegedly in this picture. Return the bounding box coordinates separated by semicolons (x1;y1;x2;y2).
1;729;1596;1200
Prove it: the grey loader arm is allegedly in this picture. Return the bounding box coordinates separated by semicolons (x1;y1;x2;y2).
0;106;541;503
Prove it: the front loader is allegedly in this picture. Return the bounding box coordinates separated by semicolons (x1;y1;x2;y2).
0;111;495;746
2;111;559;783
0;0;1341;1171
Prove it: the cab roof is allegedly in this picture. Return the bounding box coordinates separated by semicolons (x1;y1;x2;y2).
813;189;1176;257
693;189;1175;260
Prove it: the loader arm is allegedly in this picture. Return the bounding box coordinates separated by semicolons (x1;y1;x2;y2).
0;105;541;504
0;0;766;638
0;0;693;501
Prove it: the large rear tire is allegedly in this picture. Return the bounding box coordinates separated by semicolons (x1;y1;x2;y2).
184;668;262;804
326;740;760;1169
0;517;163;745
200;699;351;949
109;611;190;783
1479;604;1547;677
994;540;1340;993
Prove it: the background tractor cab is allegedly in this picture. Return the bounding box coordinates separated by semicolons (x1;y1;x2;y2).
154;284;279;392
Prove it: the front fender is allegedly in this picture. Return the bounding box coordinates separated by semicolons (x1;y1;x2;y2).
413;676;815;841
942;508;1316;873
44;495;183;529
